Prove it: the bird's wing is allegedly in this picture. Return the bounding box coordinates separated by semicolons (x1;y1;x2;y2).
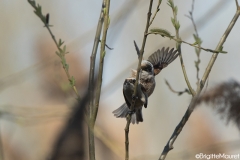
123;80;131;108
123;91;131;108
147;47;179;76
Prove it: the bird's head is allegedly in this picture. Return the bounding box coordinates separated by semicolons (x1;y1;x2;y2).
141;60;154;75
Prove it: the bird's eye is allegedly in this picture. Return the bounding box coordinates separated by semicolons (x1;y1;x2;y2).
145;67;152;72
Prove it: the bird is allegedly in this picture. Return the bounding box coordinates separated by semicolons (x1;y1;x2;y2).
113;47;179;124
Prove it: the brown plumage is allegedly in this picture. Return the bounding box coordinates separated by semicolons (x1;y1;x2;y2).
113;47;179;124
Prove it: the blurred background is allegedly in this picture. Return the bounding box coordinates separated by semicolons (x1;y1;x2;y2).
0;0;240;160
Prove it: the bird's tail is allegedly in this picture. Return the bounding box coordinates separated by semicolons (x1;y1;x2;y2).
112;103;143;124
135;109;143;123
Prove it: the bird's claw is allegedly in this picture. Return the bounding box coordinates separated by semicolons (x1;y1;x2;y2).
132;95;138;100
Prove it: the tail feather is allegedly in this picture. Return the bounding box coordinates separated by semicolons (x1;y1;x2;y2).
136;109;143;123
112;103;143;124
112;103;129;118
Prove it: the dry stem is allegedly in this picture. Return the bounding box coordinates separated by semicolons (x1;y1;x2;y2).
159;2;240;159
125;0;154;160
87;1;105;159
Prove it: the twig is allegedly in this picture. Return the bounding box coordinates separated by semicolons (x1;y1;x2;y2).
27;0;80;100
167;0;196;96
186;0;202;85
175;37;225;53
148;32;226;54
99;40;114;50
149;0;162;26
159;2;240;159
92;0;111;124
87;1;105;159
165;79;190;95
197;2;240;93
159;96;198;160
124;117;131;160
125;1;154;160
88;0;111;159
133;40;141;58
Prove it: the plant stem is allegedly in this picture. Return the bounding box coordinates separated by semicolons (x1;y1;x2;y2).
149;0;162;27
197;7;240;92
186;0;202;85
125;116;131;160
147;32;226;54
125;0;154;160
92;0;111;125
45;27;80;99
171;2;196;96
87;1;105;159
159;3;240;159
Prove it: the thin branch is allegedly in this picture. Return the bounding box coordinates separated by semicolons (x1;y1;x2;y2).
125;1;154;160
92;0;111;124
124;117;131;160
133;40;141;58
149;0;162;26
236;0;240;9
148;32;226;54
159;3;240;160
159;94;199;160
27;0;80;100
168;0;196;96
186;0;202;85
99;40;114;50
165;79;190;95
87;1;105;160
177;38;225;53
197;5;240;93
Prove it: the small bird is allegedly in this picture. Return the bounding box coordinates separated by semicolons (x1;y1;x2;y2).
113;47;179;124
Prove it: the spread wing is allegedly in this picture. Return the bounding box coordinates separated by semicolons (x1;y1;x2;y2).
147;47;179;76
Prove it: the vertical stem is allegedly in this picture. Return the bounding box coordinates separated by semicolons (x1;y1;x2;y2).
133;0;154;96
149;0;162;27
92;0;111;125
125;0;154;160
159;5;240;160
89;0;111;156
124;116;131;160
87;1;105;160
198;8;240;92
172;5;196;96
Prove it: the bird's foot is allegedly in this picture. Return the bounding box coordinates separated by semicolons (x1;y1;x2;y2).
132;95;138;100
